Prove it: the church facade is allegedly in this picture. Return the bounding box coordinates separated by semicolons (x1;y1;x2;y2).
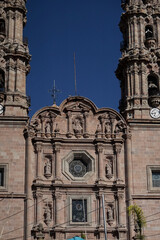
0;0;160;240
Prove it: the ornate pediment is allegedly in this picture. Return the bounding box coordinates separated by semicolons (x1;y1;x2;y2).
29;96;127;140
64;102;91;113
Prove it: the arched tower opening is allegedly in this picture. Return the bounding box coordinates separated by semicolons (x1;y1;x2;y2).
0;69;5;92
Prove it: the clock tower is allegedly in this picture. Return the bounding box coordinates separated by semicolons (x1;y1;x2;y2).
117;0;160;239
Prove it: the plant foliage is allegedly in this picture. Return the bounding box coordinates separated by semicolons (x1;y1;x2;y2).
128;204;146;239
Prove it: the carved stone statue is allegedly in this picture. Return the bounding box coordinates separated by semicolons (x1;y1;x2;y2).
73;118;83;134
54;123;60;133
114;120;124;133
44;159;51;177
44;206;51;225
106;162;112;175
96;124;101;133
106;160;113;180
45;122;51;134
105;122;111;134
107;206;113;221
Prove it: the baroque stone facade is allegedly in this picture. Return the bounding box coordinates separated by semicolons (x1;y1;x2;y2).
0;0;160;240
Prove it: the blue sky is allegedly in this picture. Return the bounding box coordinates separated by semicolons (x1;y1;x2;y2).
24;0;123;117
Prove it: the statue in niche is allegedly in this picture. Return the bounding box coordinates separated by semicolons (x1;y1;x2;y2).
44;159;51;177
44;205;51;225
45;122;51;134
105;121;111;134
106;161;112;175
73;118;83;134
54;123;60;133
107;206;113;222
106;159;113;179
96;124;101;136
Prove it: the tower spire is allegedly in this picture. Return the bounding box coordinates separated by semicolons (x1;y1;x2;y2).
49;80;61;105
74;52;77;96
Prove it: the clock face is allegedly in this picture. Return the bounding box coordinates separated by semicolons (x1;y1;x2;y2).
150;108;160;119
0;104;3;115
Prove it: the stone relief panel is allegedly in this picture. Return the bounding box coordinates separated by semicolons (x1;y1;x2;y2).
96;112;126;139
30;109;58;138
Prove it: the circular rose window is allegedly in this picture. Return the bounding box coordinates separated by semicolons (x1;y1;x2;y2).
69;160;87;177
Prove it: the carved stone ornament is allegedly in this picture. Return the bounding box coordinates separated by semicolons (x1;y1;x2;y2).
44;204;52;226
114;120;125;134
31;223;45;240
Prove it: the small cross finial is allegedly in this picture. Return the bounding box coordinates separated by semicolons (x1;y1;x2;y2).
49;80;61;105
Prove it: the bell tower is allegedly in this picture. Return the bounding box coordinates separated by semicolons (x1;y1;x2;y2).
0;0;30;117
117;1;160;239
116;0;160;120
0;1;31;239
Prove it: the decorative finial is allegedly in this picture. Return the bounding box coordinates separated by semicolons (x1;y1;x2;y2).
49;80;61;105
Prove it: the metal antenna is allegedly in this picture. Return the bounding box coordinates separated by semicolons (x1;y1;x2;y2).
74;52;77;96
49;80;61;105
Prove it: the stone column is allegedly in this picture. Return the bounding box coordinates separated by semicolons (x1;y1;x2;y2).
128;21;132;49
133;16;138;48
7;61;15;92
14;11;23;43
35;144;42;179
7;10;14;41
35;192;43;223
130;20;133;49
156;17;160;47
127;68;131;97
96;193;103;226
124;131;132;240
114;143;123;183
141;63;147;96
66;111;72;137
24;130;34;240
134;62;139;96
83;112;89;138
117;192;125;228
139;16;144;48
54;145;63;183
96;144;104;181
